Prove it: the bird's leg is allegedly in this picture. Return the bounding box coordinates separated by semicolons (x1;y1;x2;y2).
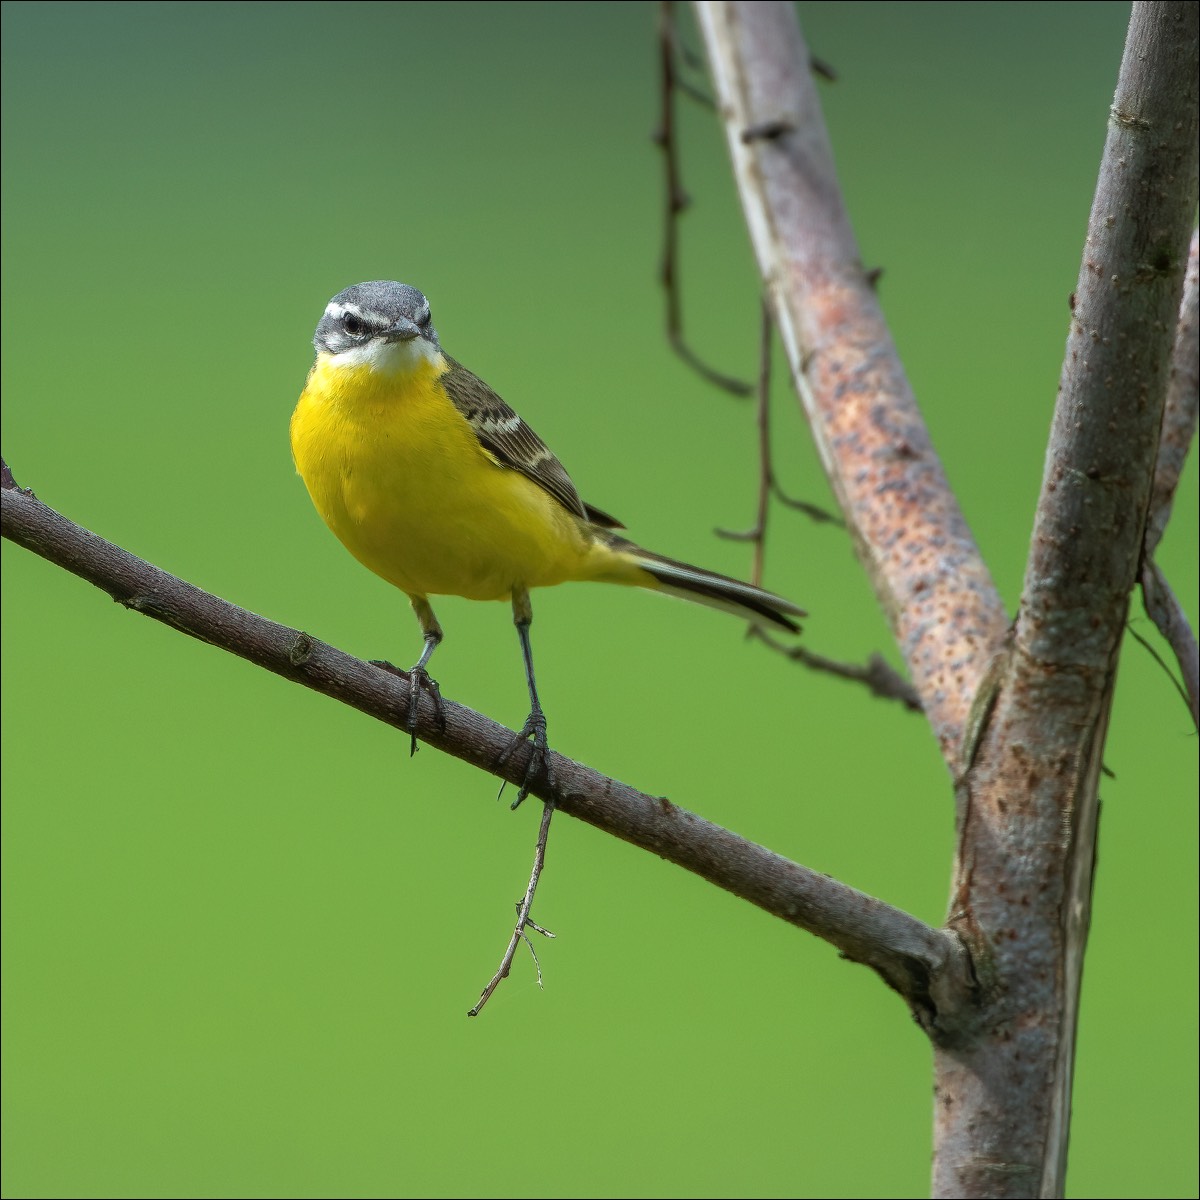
394;596;445;756
496;587;555;808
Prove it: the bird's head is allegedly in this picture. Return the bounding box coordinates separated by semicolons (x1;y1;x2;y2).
313;281;442;373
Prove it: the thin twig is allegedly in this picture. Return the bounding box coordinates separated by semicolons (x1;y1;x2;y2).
715;306;890;704
1144;229;1198;559
808;55;837;83
716;300;842;550
1;469;970;1029
751;627;922;711
1125;622;1194;720
657;1;753;397
1139;561;1200;728
469;799;557;1016
770;481;842;526
715;298;773;581
749;296;771;585
1140;228;1199;727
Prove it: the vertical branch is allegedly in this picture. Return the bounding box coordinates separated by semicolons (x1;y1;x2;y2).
936;5;1199;1196
715;297;775;581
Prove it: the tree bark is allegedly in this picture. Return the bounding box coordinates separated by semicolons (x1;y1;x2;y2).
693;1;1011;771
937;6;1199;1195
693;2;1198;1195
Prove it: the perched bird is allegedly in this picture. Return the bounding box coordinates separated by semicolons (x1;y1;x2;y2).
290;281;805;804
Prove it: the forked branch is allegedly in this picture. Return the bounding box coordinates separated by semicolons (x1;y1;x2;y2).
936;4;1199;1195
692;5;1197;1198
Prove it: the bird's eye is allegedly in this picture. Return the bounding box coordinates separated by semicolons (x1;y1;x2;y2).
343;312;366;336
416;307;431;326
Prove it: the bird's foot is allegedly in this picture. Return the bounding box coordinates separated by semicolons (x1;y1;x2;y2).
406;667;445;755
371;659;444;755
496;709;554;810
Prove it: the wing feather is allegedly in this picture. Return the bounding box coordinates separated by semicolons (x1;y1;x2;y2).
439;356;622;527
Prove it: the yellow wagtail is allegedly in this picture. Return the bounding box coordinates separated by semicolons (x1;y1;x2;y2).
290;281;805;804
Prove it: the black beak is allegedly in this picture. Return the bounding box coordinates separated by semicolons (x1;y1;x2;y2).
383;318;422;342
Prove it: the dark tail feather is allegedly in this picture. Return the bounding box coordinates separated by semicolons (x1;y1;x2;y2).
630;546;805;633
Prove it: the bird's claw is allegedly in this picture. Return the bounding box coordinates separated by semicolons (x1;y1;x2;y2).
372;660;444;754
496;710;554;809
405;667;445;756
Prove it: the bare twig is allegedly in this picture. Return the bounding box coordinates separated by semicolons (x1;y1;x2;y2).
693;2;1010;770
1125;622;1193;717
751;628;922;711
1145;229;1199;558
715;300;842;552
657;2;753;397
1140;559;1199;727
747;298;772;587
769;481;841;525
715;302;903;707
663;5;839;557
808;55;837;83
469;799;557;1016
715;298;774;583
1141;228;1199;726
1;470;972;1029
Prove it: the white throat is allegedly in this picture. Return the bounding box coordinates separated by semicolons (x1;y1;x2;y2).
326;336;442;376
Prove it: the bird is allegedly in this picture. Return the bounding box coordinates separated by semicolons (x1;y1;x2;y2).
290;281;806;806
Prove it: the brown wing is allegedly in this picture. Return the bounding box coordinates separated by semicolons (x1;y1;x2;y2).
439;355;623;528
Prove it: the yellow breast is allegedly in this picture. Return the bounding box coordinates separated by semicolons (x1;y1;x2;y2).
289;354;595;601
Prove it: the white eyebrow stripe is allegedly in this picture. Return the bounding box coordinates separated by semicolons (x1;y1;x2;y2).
324;301;370;321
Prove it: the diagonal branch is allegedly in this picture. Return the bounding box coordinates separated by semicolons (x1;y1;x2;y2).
1;470;972;1030
693;2;1010;771
750;630;923;712
1141;558;1199;726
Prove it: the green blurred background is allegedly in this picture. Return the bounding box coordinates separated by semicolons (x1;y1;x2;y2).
2;2;1195;1196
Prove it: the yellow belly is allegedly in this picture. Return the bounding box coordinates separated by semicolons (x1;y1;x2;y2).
290;357;603;601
